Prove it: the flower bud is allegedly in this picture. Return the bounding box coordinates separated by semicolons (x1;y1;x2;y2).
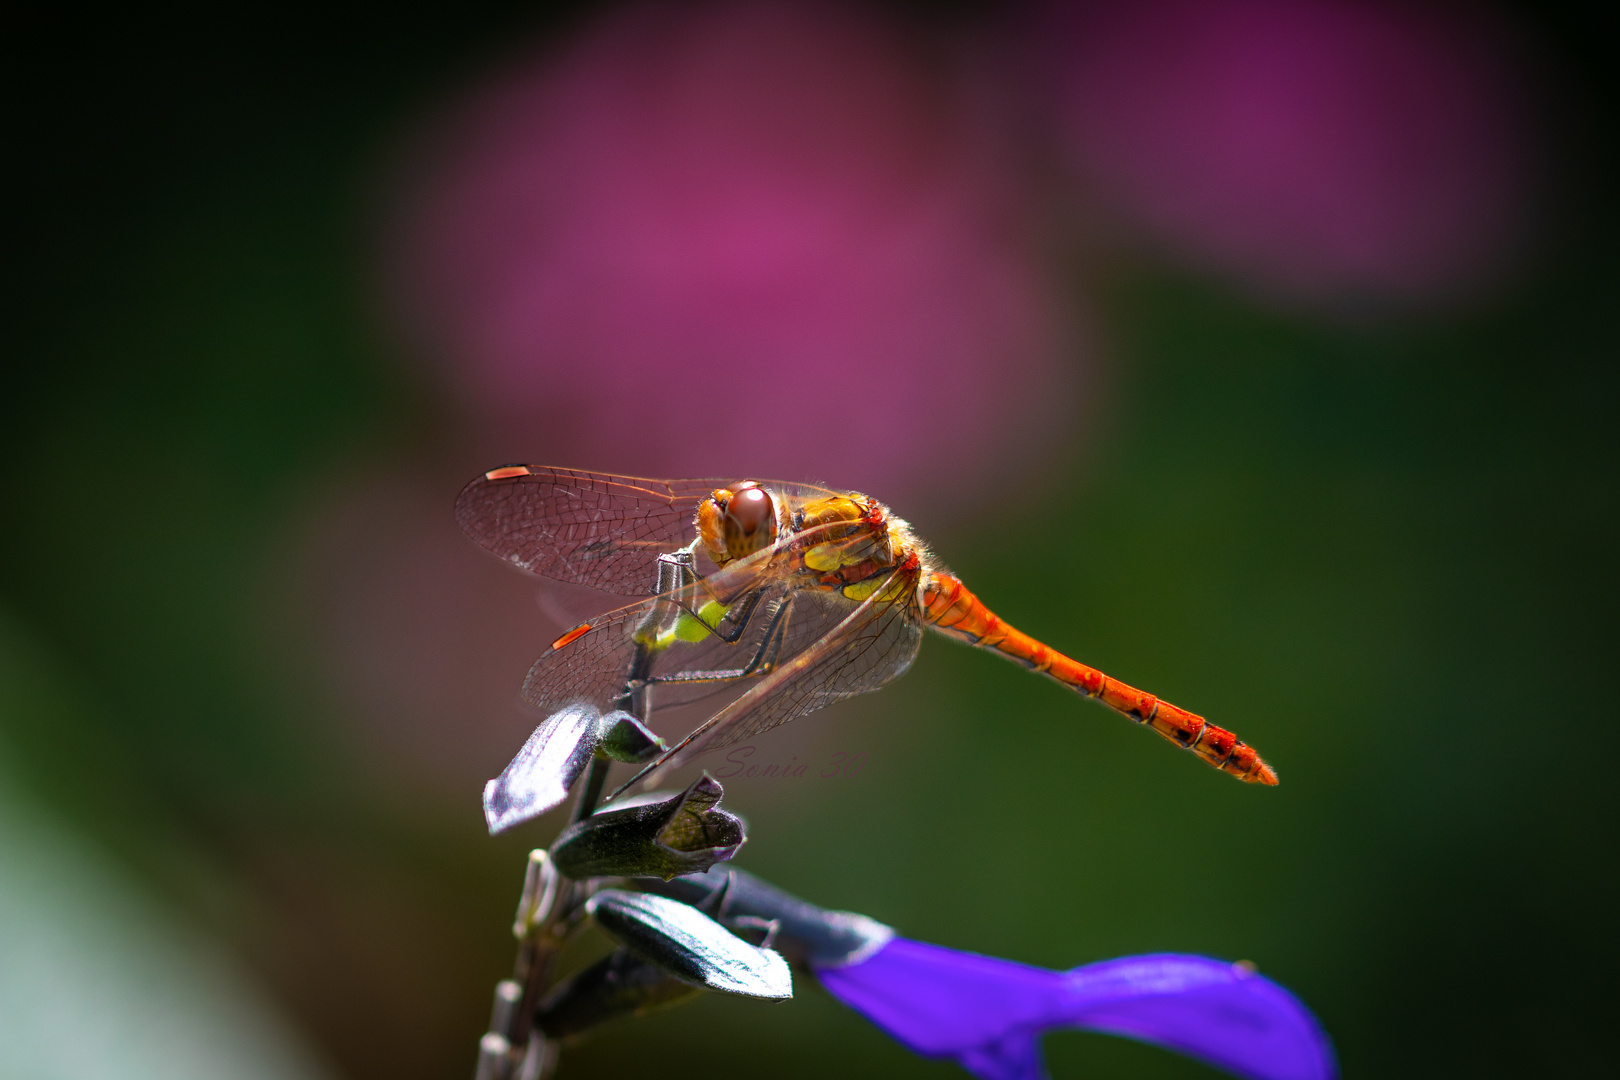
644;866;893;968
595;710;666;764
550;774;743;881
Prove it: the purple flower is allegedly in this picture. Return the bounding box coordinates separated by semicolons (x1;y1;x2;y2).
816;938;1335;1080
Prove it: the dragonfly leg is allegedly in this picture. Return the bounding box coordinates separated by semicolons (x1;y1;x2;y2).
674;588;766;646
641;594;797;688
619;551;699;720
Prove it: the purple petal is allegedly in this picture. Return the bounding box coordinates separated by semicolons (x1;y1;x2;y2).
1059;954;1336;1080
816;939;1334;1080
817;939;1067;1058
956;1032;1047;1080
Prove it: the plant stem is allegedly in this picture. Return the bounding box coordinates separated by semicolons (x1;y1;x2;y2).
480;554;665;1079
573;757;610;824
482;755;612;1080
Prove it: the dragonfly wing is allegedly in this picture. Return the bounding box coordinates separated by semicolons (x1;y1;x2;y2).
519;598;649;716
515;521;862;718
522;575;797;716
455;467;725;595
638;566;924;780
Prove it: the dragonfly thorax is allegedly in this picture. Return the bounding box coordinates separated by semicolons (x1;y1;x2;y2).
788;492;916;588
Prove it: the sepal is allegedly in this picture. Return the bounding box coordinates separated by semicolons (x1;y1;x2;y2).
533;948;703;1040
596;711;667;764
550;774;743;881
483;704;601;834
644;866;894;968
585;889;792;1000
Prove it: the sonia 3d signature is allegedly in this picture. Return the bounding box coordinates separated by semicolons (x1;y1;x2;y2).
713;746;869;780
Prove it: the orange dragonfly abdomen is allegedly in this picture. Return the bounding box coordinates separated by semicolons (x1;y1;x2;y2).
920;572;1279;785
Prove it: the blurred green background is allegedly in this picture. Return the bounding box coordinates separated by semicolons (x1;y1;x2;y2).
5;2;1616;1079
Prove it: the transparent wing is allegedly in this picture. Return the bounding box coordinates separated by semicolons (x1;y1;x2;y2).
628;565;925;785
456;466;855;596
516;514;889;709
454;467;720;595
520;577;791;717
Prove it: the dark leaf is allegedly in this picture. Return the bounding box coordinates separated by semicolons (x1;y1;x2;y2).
534;948;704;1040
585;890;792;999
483;703;601;834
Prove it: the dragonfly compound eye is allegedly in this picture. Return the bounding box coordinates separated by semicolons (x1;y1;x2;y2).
722;486;776;560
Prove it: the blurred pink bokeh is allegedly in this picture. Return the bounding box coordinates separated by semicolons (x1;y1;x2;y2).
1034;0;1538;309
390;0;1071;506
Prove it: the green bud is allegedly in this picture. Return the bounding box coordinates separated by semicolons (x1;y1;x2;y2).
550;774;743;881
596;711;667;764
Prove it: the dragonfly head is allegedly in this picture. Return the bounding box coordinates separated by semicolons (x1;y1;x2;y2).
699;482;778;566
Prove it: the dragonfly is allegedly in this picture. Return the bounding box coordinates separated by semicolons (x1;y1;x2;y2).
456;466;1279;789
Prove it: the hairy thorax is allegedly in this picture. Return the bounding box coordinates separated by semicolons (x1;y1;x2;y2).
698;484;921;602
